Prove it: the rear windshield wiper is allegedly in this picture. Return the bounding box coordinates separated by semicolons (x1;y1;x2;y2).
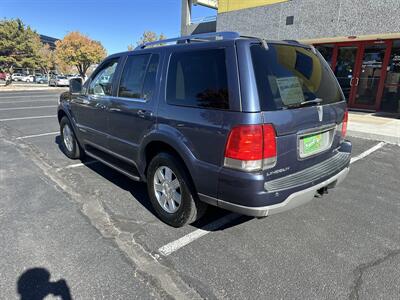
300;98;323;107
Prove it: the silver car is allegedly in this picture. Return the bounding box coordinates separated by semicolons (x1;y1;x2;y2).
49;75;69;87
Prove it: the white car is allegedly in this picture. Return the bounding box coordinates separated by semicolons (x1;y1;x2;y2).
21;75;35;82
49;75;70;87
11;73;24;81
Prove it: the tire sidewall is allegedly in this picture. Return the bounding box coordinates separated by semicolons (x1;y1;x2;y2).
60;117;79;159
147;153;196;227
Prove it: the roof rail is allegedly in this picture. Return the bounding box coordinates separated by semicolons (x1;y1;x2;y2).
135;31;240;50
283;39;301;44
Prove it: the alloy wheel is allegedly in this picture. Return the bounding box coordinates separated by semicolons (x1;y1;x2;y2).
62;124;74;152
153;166;182;213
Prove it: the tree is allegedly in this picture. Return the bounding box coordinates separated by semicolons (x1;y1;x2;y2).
37;43;56;78
127;31;167;50
0;19;42;84
56;32;106;78
56;60;76;75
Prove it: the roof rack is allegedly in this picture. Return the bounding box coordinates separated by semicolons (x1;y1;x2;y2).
135;31;240;50
283;39;317;53
283;39;301;44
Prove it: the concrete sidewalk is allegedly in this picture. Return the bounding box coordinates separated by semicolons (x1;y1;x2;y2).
0;82;67;92
348;111;400;145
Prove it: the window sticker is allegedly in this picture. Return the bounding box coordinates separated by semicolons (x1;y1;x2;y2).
276;77;305;105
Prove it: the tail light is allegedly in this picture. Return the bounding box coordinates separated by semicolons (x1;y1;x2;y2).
224;124;277;172
341;109;348;138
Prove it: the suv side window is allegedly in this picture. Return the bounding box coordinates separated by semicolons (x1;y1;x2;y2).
166;49;229;109
142;55;159;100
118;54;159;100
88;59;118;96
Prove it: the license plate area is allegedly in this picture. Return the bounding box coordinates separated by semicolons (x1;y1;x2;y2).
298;127;335;159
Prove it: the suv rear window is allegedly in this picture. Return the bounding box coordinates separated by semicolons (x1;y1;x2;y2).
166;49;229;110
251;44;343;111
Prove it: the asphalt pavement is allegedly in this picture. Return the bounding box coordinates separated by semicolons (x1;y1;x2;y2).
0;90;399;299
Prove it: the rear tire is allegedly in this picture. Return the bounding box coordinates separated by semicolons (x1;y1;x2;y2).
59;116;82;159
147;152;207;227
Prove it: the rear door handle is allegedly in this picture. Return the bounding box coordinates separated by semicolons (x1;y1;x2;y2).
137;110;152;118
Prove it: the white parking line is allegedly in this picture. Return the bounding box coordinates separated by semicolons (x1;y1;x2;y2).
158;142;387;257
0;105;57;111
158;213;239;256
350;142;386;164
56;160;98;171
0;115;55;121
16;131;59;140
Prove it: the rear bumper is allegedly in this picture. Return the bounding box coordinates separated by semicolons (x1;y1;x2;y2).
199;166;349;217
198;140;352;217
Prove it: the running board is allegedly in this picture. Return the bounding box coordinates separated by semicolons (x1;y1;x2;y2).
85;150;141;182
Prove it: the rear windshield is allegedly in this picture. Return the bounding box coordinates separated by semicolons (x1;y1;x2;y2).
251;44;344;110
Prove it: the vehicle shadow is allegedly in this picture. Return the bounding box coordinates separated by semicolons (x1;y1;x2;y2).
54;137;252;230
17;267;72;300
84;158;252;230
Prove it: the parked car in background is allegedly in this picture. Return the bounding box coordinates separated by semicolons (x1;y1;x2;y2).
49;75;69;87
11;73;24;81
20;75;35;82
58;32;351;227
0;72;7;80
66;74;79;79
36;75;49;84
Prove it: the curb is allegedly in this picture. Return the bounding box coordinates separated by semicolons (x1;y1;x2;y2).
348;130;400;145
0;87;67;92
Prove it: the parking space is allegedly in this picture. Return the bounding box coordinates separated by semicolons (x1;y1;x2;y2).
1;89;399;299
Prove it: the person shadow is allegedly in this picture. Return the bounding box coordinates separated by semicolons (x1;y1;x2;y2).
17;268;72;300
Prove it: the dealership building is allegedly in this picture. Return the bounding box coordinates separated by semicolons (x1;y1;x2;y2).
182;0;400;113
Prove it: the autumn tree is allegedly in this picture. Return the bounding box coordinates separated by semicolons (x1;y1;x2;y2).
56;60;76;75
56;32;106;78
127;31;167;50
37;43;56;78
0;19;42;83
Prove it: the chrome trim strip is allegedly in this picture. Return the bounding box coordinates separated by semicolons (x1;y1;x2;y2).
109;96;148;103
297;123;336;136
76;124;108;137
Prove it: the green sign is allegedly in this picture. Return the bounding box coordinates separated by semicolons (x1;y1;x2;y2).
303;133;322;154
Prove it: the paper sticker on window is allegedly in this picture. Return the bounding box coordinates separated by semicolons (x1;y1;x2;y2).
276;77;305;105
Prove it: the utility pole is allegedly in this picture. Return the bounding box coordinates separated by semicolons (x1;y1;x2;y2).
181;0;192;36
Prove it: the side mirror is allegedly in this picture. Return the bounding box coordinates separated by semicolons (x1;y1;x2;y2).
69;78;82;94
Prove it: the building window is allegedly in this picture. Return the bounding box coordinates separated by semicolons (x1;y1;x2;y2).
286;16;294;25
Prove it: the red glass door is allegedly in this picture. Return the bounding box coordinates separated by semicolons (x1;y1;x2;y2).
350;41;392;110
332;44;361;102
329;41;392;111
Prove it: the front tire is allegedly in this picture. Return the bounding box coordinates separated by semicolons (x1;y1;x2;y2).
59;116;82;159
147;152;207;227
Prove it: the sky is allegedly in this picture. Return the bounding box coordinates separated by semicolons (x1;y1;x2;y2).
0;0;216;54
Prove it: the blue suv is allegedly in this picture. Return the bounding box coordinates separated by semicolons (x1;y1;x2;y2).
58;32;351;227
